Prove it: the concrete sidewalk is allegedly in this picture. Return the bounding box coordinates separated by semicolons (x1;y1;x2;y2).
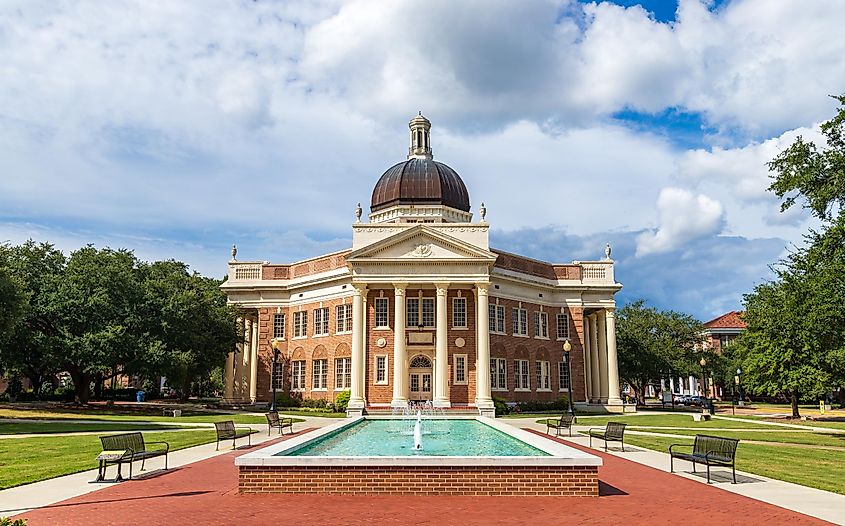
0;415;336;515
504;417;845;525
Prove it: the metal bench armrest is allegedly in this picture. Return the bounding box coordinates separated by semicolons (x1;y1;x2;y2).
669;443;692;454
145;441;170;453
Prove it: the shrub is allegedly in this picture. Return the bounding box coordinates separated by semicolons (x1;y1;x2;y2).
492;395;510;416
275;391;302;408
1;517;28;525
513;396;570;413
334;390;351;412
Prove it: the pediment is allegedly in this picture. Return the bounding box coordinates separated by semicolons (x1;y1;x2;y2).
347;226;497;262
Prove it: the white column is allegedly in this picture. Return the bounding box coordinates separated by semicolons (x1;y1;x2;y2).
597;311;609;403
249;315;259;403
475;283;493;415
588;314;600;403
391;284;408;408
582;315;593;403
605;308;622;404
433;283;450;407
224;351;234;399
348;285;367;414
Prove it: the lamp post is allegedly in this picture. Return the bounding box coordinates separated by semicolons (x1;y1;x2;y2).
270;340;282;412
699;357;708;413
563;339;575;418
735;367;743;404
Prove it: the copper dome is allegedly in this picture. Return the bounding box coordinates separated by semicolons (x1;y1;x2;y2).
370;158;470;212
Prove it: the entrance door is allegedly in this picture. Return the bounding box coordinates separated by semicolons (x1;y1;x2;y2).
409;355;433;402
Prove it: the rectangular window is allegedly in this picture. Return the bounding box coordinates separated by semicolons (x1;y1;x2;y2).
292;361;306;391
421;298;435;327
452;297;467;328
558;359;570;390
375;355;388;384
375;297;389;328
312;359;328;390
271;360;285;390
488;304;505;333
515;359;530;390
454;354;467;384
534;312;548;338
313;307;329;336
512;308;528;336
335;357;351;390
293;311;307;338
536;360;550;390
273;313;285;339
336;304;353;333
490;358;507;390
556;312;570;340
406;298;419;327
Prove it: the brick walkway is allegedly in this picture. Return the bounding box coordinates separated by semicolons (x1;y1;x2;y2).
16;430;832;526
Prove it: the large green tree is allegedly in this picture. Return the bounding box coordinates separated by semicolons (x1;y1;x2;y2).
0;266;25;345
135;260;239;401
616;300;707;403
736;95;845;417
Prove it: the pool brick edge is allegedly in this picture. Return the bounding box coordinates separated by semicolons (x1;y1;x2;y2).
238;465;599;496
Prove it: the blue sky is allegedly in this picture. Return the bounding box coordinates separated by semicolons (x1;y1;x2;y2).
1;0;843;321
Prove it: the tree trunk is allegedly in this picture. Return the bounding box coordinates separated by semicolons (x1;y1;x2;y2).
791;391;800;419
68;366;91;405
180;375;192;403
638;384;647;406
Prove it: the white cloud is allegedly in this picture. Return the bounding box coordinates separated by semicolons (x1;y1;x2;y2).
636;187;725;256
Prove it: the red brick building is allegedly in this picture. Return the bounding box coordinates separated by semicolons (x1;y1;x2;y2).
221;115;623;416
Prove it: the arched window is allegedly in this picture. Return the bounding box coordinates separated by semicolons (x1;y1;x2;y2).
410;355;432;368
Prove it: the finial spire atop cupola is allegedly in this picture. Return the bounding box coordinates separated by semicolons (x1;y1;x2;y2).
408;112;433;160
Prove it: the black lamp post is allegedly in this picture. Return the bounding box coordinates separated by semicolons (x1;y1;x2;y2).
270;340;282;412
563;339;575;418
699;357;708;412
736;367;743;404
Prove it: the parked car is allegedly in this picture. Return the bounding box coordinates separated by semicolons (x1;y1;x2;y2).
686;395;705;406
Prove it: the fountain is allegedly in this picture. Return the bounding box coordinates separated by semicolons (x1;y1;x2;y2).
413;410;423;450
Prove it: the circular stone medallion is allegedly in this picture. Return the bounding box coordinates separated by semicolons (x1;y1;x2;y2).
376;337;387;348
455;337;466;348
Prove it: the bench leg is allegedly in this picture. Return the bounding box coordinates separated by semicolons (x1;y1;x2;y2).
732;463;736;484
706;463;711;484
604;438;608;452
670;456;673;473
620;437;625;452
216;439;220;451
141;458;145;471
568;427;572;438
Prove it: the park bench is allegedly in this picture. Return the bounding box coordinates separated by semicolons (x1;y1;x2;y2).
546;414;575;437
96;431;169;481
266;411;294;436
214;420;257;450
670;434;740;484
588;422;627;451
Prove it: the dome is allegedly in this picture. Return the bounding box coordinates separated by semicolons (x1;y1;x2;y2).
371;158;470;212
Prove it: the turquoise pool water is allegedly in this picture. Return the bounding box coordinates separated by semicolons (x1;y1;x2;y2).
282;419;550;457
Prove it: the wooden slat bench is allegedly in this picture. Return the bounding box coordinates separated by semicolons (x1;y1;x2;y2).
96;432;169;481
588;422;627;452
670;434;740;483
214;420;257;450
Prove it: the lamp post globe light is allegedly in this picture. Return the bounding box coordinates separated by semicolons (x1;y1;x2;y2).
699;357;708;412
270;340;282;412
736;367;744;404
563;339;574;418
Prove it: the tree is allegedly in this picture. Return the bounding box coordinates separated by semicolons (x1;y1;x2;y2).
616;300;707;404
135;260;239;401
47;246;143;404
0;241;65;394
0;266;25;345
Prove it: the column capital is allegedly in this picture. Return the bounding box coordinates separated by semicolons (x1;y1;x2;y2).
605;306;616;318
435;282;449;295
352;283;368;296
393;283;408;295
475;282;490;295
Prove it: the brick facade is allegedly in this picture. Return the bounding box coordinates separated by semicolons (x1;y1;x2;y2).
238;465;598;496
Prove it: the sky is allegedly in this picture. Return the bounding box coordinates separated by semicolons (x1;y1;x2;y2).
1;0;843;321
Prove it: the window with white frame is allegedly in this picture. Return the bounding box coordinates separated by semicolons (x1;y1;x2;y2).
558;358;570;390
336;304;353;333
271;361;285;390
312;359;328;390
313;307;329;336
453;354;467;384
534;311;549;338
515;359;530;390
488;304;505;333
536;360;551;391
556;312;570;340
375;355;388;384
291;361;306;391
293;311;307;338
512;308;528;336
452;297;467;328
273;313;285;339
374;298;389;328
335;357;351;390
406;297;435;328
490;358;507;390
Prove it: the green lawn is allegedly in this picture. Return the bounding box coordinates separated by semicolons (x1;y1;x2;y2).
0;421;194;435
622;428;845;448
537;414;778;429
764;419;845;430
620;434;845;495
0;408;309;425
0;430;218;490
